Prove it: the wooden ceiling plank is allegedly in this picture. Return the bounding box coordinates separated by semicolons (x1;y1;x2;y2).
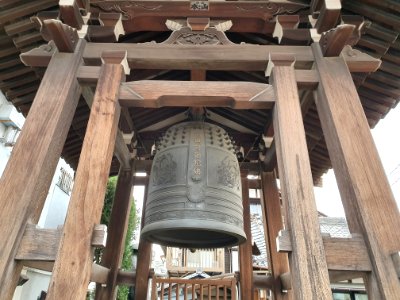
0;0;57;26
206;110;257;134
138;112;188;132
4;18;36;36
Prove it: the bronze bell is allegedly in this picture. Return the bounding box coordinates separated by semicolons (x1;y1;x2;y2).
141;122;247;248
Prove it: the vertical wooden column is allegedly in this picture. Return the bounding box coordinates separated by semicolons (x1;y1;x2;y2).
0;40;85;298
135;176;153;300
312;43;400;299
260;172;291;300
95;164;135;299
268;54;332;300
46;51;128;299
239;170;254;300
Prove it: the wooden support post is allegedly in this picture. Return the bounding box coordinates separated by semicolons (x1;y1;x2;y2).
46;51;127;299
268;54;332;300
0;39;85;298
312;43;400;299
135;177;152;300
239;171;254;300
260;172;291;300
95;165;135;299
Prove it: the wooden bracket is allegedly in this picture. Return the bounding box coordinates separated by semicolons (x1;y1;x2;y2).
60;0;84;29
276;230;373;272
187;17;210;31
319;24;355;57
101;50;130;75
99;13;125;40
273;15;311;45
42;19;80;53
315;0;341;33
265;53;296;77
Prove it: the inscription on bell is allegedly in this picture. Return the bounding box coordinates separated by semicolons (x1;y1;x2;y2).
192;132;202;181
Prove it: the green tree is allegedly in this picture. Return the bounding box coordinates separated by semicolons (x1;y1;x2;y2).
94;176;139;299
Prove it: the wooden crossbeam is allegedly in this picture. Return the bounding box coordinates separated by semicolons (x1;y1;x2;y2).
21;42;381;73
15;224;107;265
77;66;318;90
277;230;372;272
118;80;274;109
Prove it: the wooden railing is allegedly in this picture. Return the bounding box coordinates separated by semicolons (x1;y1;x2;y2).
151;277;237;300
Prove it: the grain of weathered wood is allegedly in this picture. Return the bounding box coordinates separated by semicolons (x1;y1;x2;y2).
260;172;291;300
239;173;254;300
313;42;400;299
0;40;85;299
81;85;132;170
95;167;135;299
270;54;332;300
15;224;62;262
277;230;372;271
46;52;126;299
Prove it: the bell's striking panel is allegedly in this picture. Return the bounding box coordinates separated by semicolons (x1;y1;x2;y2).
141;122;247;248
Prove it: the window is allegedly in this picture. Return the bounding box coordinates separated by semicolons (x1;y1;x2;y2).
56;168;73;195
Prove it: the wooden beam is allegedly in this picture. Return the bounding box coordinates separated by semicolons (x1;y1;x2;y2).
59;0;84;29
43;19;80;53
319;24;355;57
119;80;274;109
239;172;254;300
95;167;135;299
22;42;380;73
77;66;318;90
134;177;152;300
277;231;372;271
313;42;400;299
15;225;107;262
260;172;291;300
269;54;332;299
315;0;341;33
46;51;127;299
116;269;155;286
0;40;85;298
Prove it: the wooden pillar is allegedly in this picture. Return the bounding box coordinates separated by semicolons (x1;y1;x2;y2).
95;165;135;299
46;51;128;299
239;171;254;300
268;54;332;300
260;172;291;300
0;40;85;298
134;176;152;300
312;43;400;299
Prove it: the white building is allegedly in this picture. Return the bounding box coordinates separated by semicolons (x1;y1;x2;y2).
0;93;74;299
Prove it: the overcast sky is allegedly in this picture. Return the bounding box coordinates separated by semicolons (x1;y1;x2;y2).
315;105;400;217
